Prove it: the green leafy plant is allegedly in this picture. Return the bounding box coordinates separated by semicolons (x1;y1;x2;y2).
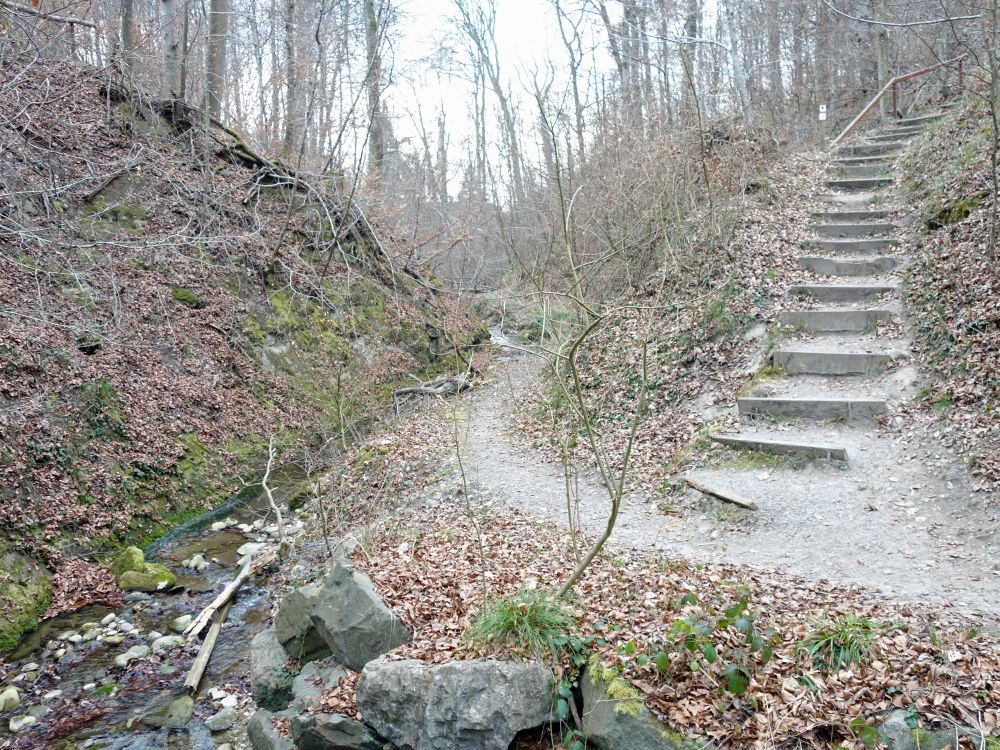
465;589;575;656
652;588;779;696
801;615;887;672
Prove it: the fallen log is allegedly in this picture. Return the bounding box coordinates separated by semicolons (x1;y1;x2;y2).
684;477;758;510
183;600;232;694
184;547;276;641
394;372;471;397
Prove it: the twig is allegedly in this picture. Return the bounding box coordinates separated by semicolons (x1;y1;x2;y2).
0;0;95;26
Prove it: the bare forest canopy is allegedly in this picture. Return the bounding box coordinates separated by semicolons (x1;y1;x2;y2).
0;0;992;286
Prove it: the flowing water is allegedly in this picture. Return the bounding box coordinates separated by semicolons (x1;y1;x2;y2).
2;466;308;749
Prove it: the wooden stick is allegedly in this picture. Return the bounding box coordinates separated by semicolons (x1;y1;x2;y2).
184;600;231;694
184;548;276;641
685;478;758;510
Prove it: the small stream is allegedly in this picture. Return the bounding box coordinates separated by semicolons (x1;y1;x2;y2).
2;466;309;749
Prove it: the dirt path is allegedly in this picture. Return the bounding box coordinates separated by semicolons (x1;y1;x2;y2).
455;120;1000;620
457;358;1000;618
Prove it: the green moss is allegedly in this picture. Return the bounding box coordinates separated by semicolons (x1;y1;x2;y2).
110;546;145;578
170;285;204;309
926;196;981;230
0;551;53;654
589;657;645;716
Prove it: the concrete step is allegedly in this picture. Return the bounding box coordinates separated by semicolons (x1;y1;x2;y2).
770;348;903;375
811;209;894;223
797;255;898;276
837;142;904;157
709;433;848;461
896;113;943;127
789;283;898;302
826;177;893;191
779;308;892;332
737;397;888;422
811;223;897;238
811;238;899;255
830;164;893;179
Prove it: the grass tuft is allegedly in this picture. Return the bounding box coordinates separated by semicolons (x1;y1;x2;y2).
465;589;575;656
801;614;886;672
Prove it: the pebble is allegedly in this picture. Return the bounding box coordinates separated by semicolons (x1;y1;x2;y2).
8;715;35;733
113;644;150;668
236;542;263;557
208;687;228;701
57;630;76;641
53;648;66;659
189;554;206;568
82;683;97;691
103;635;124;646
43;690;62;701
196;561;210;573
220;695;238;708
148;631;164;641
20;663;38;673
101;613;117;626
80;622;100;633
82;629;100;643
0;687;20;712
210;521;227;531
217;744;233;750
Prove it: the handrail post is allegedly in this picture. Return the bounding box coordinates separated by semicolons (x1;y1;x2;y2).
891;83;898;118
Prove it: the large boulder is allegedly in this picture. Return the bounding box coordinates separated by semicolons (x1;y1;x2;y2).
355;657;554;750
274;578;332;662
878;709;984;750
581;666;698;750
248;709;294;750
309;559;412;671
291;712;384;750
251;628;298;710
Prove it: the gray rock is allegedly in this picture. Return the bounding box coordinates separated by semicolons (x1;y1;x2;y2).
114;644;151;668
291;658;349;711
251;628;297;710
248;709;294;750
355;657;553;750
308;559;412;671
151;634;185;653
581;666;695;750
274;579;332;662
142;695;194;729
878;709;979;750
205;706;238;732
291;712;384;750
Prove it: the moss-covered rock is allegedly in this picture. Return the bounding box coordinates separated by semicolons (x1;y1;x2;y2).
112;547;175;591
0;552;53;654
111;546;145;578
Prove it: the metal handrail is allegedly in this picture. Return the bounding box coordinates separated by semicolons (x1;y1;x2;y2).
831;54;967;145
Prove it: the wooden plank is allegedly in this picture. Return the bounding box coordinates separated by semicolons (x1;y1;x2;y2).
183;601;232;694
684;478;758;510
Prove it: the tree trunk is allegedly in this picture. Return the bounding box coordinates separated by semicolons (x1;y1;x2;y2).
282;0;297;158
722;0;751;122
207;0;230;119
364;0;385;180
160;0;181;100
120;0;136;74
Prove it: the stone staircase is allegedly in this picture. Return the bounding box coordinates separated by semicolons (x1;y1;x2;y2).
702;112;944;486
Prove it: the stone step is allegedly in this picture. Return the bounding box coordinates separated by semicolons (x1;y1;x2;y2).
811;238;899;255
770;348;902;375
797;255;898;276
868;130;921;143
826;177;893;191
810;223;897;238
709;433;848;461
837;142;904;157
896;113;943;127
737;397;888;422
830;164;892;179
779;308;892;332
789;283;897;302
811;209;894;223
832;155;897;167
